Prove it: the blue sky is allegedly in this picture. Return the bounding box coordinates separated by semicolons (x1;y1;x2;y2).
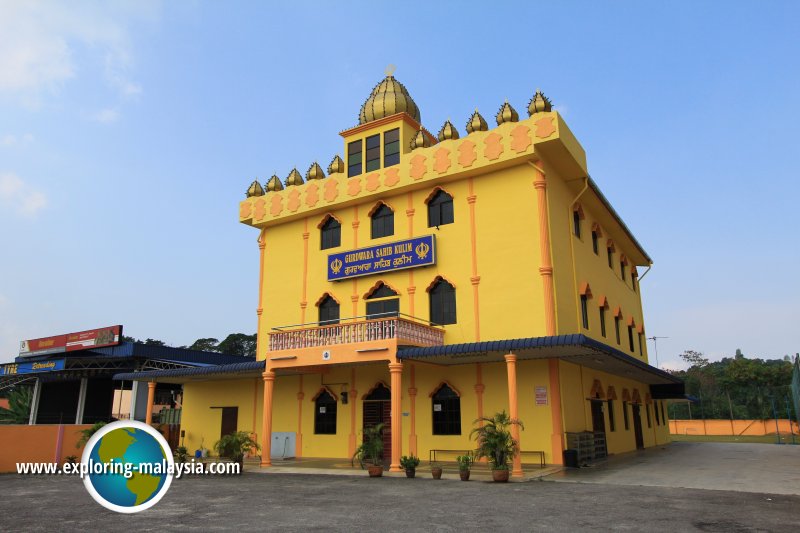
1;1;798;369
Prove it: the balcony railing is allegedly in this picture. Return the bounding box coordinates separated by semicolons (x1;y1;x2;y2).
268;313;445;351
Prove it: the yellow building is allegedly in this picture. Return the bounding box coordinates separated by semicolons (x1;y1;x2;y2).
122;73;683;474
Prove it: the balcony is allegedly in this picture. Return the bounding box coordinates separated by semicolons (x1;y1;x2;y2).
268;314;445;351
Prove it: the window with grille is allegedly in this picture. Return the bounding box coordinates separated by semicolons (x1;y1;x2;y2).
432;383;461;435
366;134;380;172
348;140;362;177
384;128;400;167
429;279;456;325
314;390;337;434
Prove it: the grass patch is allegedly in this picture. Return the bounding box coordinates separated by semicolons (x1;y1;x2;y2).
671;434;799;444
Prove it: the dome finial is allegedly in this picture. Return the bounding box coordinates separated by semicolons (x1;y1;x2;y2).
306;162;325;181
496;100;519;125
266;174;284;192
246;180;265;198
437;120;460;141
385;64;396;77
410;126;431;150
528;89;553;115
285;168;304;187
359;73;421;125
466;109;488;134
328;155;345;175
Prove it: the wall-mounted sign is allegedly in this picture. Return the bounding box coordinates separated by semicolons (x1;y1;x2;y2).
19;325;122;357
327;235;436;281
1;359;65;375
535;386;548;406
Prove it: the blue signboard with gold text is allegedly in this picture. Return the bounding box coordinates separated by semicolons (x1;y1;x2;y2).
327;235;436;281
0;358;65;376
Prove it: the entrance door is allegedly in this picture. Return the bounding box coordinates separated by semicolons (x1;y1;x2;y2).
590;400;606;432
632;404;644;449
220;407;238;438
363;383;391;464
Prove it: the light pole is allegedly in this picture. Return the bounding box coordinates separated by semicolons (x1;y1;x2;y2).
647;336;669;368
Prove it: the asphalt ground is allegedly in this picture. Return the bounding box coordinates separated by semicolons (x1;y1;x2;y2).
1;470;798;532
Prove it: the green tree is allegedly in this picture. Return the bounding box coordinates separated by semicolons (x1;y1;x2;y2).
189;338;220;352
0;387;33;424
217;333;257;358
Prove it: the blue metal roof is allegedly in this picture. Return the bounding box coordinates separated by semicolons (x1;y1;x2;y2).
114;359;265;381
17;342;247;366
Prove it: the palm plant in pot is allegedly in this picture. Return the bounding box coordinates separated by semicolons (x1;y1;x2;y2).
352;423;384;477
214;431;260;468
456;454;473;481
470;411;524;482
400;455;420;478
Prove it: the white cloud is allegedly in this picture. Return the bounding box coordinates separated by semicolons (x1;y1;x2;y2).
0;172;47;216
0;133;34;146
0;1;159;101
90;108;120;124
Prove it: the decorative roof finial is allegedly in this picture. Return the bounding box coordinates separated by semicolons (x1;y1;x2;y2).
306;162;325;181
527;89;553;115
285;168;304;187
410;127;431;150
246;180;265;198
466;108;488;134
359;72;420;125
328;155;345;175
385;64;397;77
496;99;519;125
266;174;284;192
438;120;460;141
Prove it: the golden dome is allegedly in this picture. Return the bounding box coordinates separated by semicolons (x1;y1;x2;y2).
410;127;431;150
528;89;552;115
328;155;345;175
246;180;264;197
466;109;488;134
266;174;284;192
496;100;519;125
306;162;325;181
285;168;304;187
359;73;421;125
437;120;460;141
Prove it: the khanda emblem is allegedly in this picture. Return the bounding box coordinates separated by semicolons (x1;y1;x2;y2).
415;241;430;260
330;258;343;274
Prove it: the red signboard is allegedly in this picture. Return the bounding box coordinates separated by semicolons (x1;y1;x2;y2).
19;325;122;357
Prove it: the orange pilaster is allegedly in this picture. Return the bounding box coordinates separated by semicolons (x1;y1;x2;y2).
348;368;357;458
296;375;304;458
408;364;418;456
388;362;403;472
504;354;523;478
548;359;564;465
467;178;481;341
474;363;485;421
260;371;276;467
532;162;556;336
145;381;156;424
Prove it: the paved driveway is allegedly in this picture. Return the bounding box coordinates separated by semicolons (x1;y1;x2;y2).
549;441;800;495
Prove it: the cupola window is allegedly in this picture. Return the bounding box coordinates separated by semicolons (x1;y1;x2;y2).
366;134;381;172
348;140;363;177
384;128;400;167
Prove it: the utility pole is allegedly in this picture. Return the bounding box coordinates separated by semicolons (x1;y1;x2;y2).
647;336;669;368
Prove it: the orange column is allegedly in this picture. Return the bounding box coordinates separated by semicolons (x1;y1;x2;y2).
504;354;523;478
388;361;403;472
145;381;156;424
296;375;304;458
467;178;481;341
548;359;564;465
408;364;418;456
261;371;276;467
474;363;485;421
532;162;556;336
300;219;309;324
348;368;358;458
255;230;266;356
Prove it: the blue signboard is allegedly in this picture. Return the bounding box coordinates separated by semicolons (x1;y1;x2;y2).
327;235;436;281
0;358;65;376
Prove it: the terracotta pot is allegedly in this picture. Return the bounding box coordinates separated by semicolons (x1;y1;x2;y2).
431;466;443;479
405;468;416;478
368;465;383;477
459;469;470;481
492;469;510;482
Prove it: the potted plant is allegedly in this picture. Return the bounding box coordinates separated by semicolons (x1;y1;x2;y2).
456;454;473;481
430;463;443;480
76;421;107;449
471;410;524;482
214;431;260;468
174;446;188;464
400;455;420;478
352;423;384;477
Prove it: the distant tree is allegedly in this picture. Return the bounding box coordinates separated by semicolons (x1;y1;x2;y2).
735;348;744;360
0;387;32;424
189;338;220;352
679;350;709;368
143;338;167;346
121;335;137;343
217;333;257;358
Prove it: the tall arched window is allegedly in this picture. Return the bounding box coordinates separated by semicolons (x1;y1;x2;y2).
429;278;456;325
320;216;341;250
314;389;337;434
365;282;399;319
370;203;394;239
427;189;454;227
432;383;461;435
318;295;340;325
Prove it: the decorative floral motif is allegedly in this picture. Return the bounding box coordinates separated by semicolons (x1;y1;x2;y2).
433;147;451;174
410;154;427;180
305;183;319;208
365;173;381;192
457;140;477;168
324;178;339;203
484;132;503;160
534;117;556;138
347;176;362;196
253;198;266;221
240;201;253;219
384;168;400;187
269;195;283;217
287;189;301;212
510;125;532;153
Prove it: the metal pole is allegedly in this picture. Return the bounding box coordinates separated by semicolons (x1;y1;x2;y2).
771;397;780;444
786;397;796;445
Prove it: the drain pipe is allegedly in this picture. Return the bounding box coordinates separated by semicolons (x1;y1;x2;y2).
568;176;590;331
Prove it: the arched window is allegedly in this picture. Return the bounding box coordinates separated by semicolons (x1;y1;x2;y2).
370;203;394;239
320;216;341;250
314;389;337;434
318;295;340;325
431;383;461;435
573;205;584;238
429;278;456;325
365;282;399;319
427;189;454;227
